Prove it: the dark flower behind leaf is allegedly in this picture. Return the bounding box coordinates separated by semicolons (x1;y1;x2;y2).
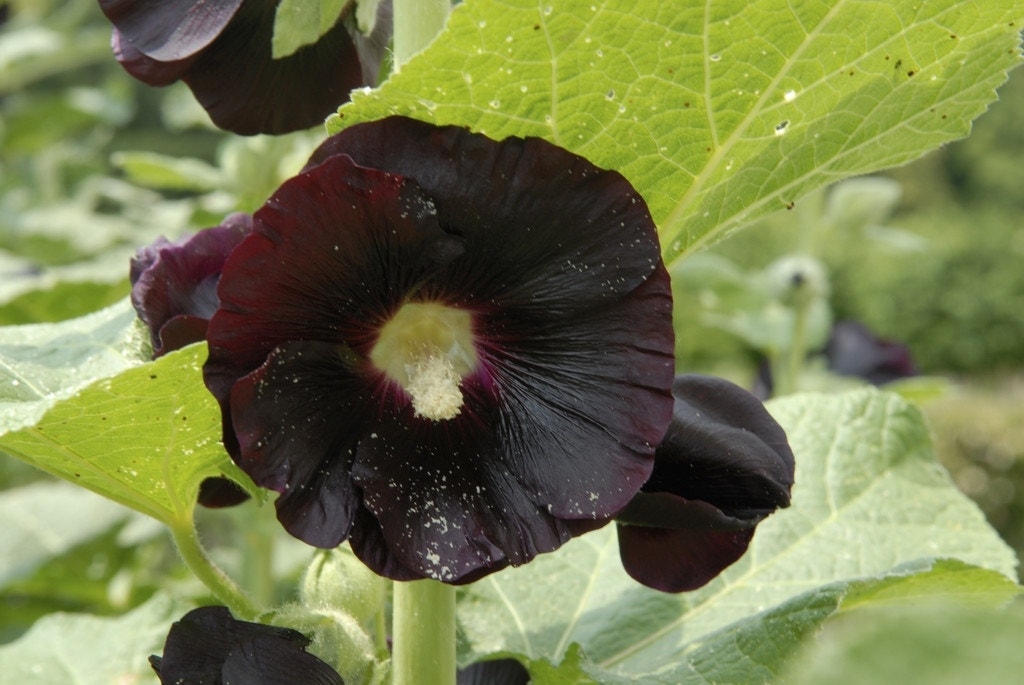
130;213;251;508
98;0;392;135
130;213;251;359
204;116;675;583
616;375;795;592
826;319;917;385
150;606;343;685
457;658;531;685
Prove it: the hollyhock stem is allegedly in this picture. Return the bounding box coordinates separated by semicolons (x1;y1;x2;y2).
392;579;457;685
393;0;450;69
169;519;259;620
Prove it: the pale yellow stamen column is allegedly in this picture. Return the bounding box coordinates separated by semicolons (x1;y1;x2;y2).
370;302;478;422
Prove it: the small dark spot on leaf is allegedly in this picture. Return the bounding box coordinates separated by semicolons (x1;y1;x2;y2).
907;70;915;77
150;374;158;379
849;70;855;76
684;101;690;107
885;55;890;61
533;24;540;30
941;114;947;119
950;33;957;39
785;201;795;210
74;473;81;478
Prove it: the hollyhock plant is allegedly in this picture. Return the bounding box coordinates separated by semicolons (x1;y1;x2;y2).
203;116;676;583
97;0;392;135
150;606;343;685
616;375;795;592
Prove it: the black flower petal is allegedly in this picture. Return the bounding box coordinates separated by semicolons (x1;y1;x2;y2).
150;606;343;685
204;117;675;582
457;659;531;685
616;374;794;592
100;0;392;135
130;213;251;359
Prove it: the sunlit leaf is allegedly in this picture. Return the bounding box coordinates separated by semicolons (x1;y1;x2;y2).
0;344;255;525
272;0;351;58
456;389;1019;682
0;298;145;435
330;0;1024;264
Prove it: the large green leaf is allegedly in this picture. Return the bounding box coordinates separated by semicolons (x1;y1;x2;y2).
779;597;1024;685
0;480;132;587
0;593;191;685
329;0;1024;264
456;389;1018;682
0;344;253;525
0;298;145;435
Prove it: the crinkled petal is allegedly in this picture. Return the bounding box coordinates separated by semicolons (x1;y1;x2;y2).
645;375;794;518
614;375;794;592
229;341;371;548
181;1;365;135
222;636;344;685
150;606;334;685
351;404;577;582
616;520;755;593
99;0;242;61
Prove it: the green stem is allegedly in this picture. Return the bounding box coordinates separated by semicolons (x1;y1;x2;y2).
392;579;457;685
169;520;259;620
393;0;451;69
775;286;813;396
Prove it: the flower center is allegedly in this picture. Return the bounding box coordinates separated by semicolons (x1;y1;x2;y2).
370;302;478;421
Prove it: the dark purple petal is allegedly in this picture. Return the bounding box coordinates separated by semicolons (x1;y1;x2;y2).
150;606;341;685
180;0;366;135
99;0;243;61
457;659;530;685
617;522;755;593
826;320;917;385
101;0;385;135
228;341;370;548
221;636;344;685
205;119;674;582
616;375;794;592
197;476;249;508
130;213;251;358
111;29;197;86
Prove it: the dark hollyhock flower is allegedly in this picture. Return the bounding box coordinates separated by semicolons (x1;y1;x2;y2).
150;606;343;685
826;319;917;385
131;213;252;508
98;0;392;135
203;116;675;583
616;375;794;593
130;213;252;359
